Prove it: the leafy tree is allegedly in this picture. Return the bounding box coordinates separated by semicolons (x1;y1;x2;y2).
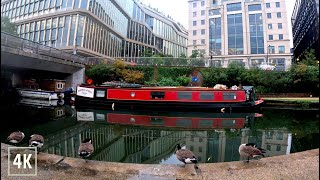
189;50;204;58
301;49;317;66
179;53;187;58
1;16;17;35
142;49;153;57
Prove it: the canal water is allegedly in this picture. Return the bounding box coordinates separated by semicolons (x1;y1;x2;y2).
0;99;318;164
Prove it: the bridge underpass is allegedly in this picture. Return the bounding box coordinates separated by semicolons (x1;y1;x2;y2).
1;32;87;89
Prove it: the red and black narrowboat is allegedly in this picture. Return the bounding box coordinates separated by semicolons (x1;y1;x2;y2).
75;82;264;112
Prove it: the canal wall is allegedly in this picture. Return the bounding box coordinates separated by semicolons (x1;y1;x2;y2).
1;143;318;180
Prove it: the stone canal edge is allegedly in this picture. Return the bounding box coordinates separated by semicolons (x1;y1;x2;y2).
1;143;319;180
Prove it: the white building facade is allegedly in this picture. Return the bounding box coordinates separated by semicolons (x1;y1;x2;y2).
188;0;292;70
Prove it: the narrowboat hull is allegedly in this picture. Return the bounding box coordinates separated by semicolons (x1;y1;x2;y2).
75;85;264;112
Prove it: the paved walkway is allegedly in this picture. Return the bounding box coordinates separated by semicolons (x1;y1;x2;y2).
1;143;319;180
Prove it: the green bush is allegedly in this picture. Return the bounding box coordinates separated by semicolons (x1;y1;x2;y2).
85;63;319;94
157;77;180;86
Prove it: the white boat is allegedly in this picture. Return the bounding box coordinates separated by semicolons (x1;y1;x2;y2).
17;88;63;100
18;98;64;107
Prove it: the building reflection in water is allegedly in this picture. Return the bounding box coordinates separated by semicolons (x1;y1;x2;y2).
4;103;295;164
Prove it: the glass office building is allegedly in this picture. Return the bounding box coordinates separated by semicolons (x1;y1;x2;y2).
188;0;292;70
1;0;188;59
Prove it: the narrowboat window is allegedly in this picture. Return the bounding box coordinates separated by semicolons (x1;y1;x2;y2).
96;90;105;97
96;114;105;120
221;120;235;127
199;120;213;127
200;92;214;100
176;119;192;127
150;117;164;125
178;92;192;100
151;92;165;99
223;92;236;100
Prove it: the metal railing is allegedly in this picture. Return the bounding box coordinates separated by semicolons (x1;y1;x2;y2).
87;57;220;67
1;32;87;65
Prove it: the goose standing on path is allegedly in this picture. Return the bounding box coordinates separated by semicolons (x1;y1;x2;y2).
29;134;44;154
239;143;266;163
175;144;199;170
78;138;94;162
7;131;25;144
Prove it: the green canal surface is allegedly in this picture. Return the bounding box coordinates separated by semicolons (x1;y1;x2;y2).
0;100;318;165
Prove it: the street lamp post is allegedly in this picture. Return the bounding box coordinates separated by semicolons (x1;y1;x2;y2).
266;45;271;65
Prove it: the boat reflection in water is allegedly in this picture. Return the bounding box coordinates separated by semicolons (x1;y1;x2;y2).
17;98;66;120
76;109;261;130
71;108;292;164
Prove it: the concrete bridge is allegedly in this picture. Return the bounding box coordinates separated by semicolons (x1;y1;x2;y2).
1;32;87;89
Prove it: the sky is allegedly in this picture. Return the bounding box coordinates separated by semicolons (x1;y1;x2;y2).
141;0;296;47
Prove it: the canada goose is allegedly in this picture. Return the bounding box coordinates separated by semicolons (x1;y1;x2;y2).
175;144;199;169
29;134;44;154
7;131;25;144
78;138;94;162
239;143;266;163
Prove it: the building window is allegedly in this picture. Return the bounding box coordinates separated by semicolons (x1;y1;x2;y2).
267;13;271;18
201;39;205;44
193;21;197;26
193;12;197;17
201;1;205;6
201;20;205;25
250;59;264;67
193;2;197;8
199;138;203;142
277;12;281;18
248;4;262;11
276;2;280;7
249;13;264;54
209;9;220;15
276;145;281;151
199;147;203;152
278;45;285;53
193;40;196;45
269;46;275;54
279;34;283;40
267;145;271;150
268;24;272;29
278;23;282;29
193;30;197;36
266;131;273;139
212;0;217;5
269;35;273;40
227;3;241;12
201;29;205;35
209;17;222;55
227;14;243;55
271;58;285;70
80;0;88;9
276;132;284;140
201;10;205;16
266;3;270;8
